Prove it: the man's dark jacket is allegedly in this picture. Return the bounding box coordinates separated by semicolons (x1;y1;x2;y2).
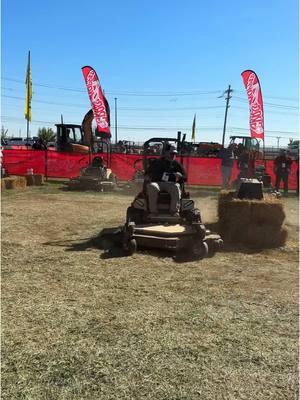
146;158;186;182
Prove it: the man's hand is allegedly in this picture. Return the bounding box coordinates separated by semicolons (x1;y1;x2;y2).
174;172;183;181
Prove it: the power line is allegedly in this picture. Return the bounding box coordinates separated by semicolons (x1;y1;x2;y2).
3;76;299;103
3;94;298;115
234;90;299;102
230;105;299;116
2;115;299;135
1;94;224;111
1;77;222;96
233;96;298;110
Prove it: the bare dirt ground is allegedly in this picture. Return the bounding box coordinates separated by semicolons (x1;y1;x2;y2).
1;183;299;400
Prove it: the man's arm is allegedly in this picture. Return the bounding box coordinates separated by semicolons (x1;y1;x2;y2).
175;161;187;181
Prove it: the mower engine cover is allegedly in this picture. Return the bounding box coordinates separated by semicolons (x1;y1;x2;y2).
237;178;263;200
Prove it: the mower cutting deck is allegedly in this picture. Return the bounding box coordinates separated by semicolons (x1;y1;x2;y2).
123;220;222;257
122;198;223;258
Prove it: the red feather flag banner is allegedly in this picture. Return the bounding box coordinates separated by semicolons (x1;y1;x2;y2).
81;66;111;138
241;70;264;141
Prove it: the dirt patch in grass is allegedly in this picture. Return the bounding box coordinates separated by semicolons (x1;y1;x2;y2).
1;183;299;399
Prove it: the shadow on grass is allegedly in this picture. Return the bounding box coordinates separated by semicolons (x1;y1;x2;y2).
43;227;129;259
44;222;266;262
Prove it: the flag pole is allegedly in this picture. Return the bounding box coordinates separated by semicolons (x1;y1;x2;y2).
26;119;29;147
25;50;31;147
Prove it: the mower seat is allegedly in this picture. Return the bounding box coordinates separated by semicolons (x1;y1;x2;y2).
156;191;172;212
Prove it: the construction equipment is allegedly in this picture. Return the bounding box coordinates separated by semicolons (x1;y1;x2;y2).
180;141;222;157
121;133;223;258
56;109;109;153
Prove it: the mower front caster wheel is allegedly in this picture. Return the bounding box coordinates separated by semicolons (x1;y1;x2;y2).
123;238;137;256
207;238;223;257
190;241;208;260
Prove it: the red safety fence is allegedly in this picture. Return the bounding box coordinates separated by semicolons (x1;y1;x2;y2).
2;149;298;189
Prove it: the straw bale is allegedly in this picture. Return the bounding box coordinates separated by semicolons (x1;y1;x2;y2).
33;174;44;185
218;190;235;202
3;176;27;190
246;224;288;248
218;192;287;248
218;198;251;231
250;196;285;227
26;175;35;186
26;174;44;186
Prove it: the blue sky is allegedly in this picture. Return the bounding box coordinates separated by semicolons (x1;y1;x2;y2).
1;0;299;146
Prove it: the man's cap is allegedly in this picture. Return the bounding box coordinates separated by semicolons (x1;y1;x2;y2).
167;145;178;154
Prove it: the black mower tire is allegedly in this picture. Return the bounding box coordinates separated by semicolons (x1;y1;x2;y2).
108;173;117;184
207;238;223;258
95;183;103;192
123;238;137;256
191;240;208;260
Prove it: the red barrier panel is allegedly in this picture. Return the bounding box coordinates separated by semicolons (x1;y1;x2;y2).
2;149;46;175
2;149;91;178
111;153;143;181
46;152;89;178
2;149;298;190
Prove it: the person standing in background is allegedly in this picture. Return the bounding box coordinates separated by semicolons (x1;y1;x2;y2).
274;149;293;196
219;144;235;188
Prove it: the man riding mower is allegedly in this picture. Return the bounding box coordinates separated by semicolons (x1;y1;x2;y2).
146;144;185;216
66;156;117;191
122;137;223;259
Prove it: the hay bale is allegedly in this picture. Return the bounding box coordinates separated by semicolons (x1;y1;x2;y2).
250;196;285;227
218;197;252;232
3;177;15;189
218;192;287;248
3;176;27;190
246;224;288;248
26;175;35;186
33;174;44;185
218;190;236;202
26;174;44;186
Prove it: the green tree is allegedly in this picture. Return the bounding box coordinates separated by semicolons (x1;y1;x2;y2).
37;127;56;144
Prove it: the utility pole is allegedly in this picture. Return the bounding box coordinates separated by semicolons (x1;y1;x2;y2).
276;136;281;149
221;85;233;147
114;97;118;144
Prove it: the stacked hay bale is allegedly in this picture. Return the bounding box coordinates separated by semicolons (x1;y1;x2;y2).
218;190;287;248
25;174;44;186
1;176;27;190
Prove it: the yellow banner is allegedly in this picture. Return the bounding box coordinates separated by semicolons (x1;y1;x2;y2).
24;51;32;121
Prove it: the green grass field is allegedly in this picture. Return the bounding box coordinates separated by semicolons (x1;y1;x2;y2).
1;183;299;399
